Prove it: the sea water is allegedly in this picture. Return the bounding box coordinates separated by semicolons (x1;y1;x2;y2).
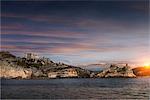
1;78;150;99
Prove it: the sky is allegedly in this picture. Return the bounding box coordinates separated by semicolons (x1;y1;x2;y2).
1;0;150;66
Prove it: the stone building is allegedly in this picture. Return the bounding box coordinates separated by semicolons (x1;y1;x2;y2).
25;53;39;59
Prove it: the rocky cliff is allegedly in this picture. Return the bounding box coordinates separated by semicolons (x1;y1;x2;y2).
0;51;138;79
0;52;32;79
0;63;32;79
96;64;136;78
133;67;150;76
0;51;90;79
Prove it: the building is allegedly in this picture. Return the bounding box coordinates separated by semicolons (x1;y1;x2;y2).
25;53;39;59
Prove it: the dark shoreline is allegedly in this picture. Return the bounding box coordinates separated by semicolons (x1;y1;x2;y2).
2;75;150;81
2;77;150;80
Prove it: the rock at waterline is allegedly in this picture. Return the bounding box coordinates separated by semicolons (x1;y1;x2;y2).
96;64;136;78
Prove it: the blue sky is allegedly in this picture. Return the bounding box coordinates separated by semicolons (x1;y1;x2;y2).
1;1;149;65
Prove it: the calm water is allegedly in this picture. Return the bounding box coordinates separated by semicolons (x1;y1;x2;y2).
1;78;150;99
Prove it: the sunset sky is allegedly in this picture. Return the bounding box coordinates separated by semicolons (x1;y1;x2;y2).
1;1;149;65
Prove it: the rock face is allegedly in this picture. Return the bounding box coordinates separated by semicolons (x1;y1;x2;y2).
0;51;32;79
96;65;136;78
47;67;91;78
0;51;90;79
0;60;32;79
133;67;150;76
48;68;78;78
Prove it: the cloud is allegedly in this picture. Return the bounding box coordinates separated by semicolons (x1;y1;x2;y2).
2;12;148;37
1;12;76;25
2;29;86;39
1;23;25;30
129;1;149;13
1;45;17;49
2;40;146;55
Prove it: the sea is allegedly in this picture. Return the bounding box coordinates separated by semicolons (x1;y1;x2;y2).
1;78;150;99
